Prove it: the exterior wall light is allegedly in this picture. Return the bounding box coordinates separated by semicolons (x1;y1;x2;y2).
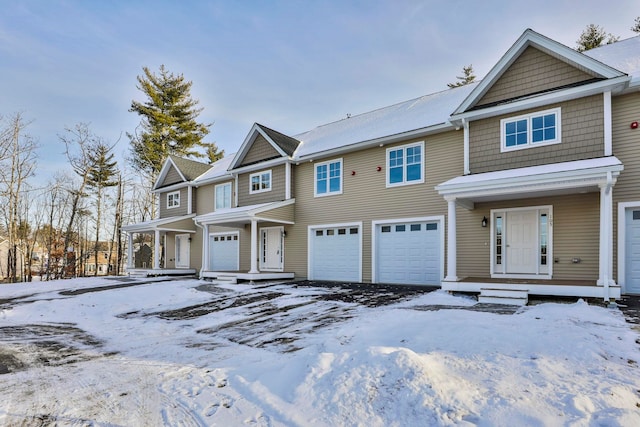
482;216;488;228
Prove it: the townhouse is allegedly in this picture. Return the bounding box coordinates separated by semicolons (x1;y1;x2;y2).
124;29;640;302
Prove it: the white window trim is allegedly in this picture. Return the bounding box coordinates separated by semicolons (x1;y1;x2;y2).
386;141;425;188
307;221;362;282
215;182;232;211
249;170;272;194
371;215;445;284
167;191;180;209
500;107;561;153
314;158;343;197
490;205;553;280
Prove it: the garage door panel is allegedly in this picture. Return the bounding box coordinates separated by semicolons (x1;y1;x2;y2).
311;227;360;282
376;221;441;285
210;234;239;271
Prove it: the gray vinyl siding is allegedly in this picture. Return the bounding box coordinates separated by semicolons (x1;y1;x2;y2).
240;135;281;166
478;46;597;107
238;165;287;206
611;92;640;280
195;180;236;215
285;131;463;281
456;193;600;281
159;187;188;218
469;95;604;173
158;165;184;188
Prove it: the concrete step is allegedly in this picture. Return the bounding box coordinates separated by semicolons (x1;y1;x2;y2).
216;275;238;284
479;288;528;306
478;295;528;306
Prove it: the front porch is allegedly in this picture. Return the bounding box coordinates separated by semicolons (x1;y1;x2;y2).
201;270;295;283
442;277;621;300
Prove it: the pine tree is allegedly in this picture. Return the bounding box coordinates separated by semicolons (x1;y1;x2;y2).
127;65;215;177
203;142;225;164
448;65;476;88
576;24;619;52
632;17;640;33
87;142;118;276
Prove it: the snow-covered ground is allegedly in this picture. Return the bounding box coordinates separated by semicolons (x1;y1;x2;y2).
0;277;638;426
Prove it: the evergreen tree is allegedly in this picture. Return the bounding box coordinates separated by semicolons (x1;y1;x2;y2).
87;142;118;276
127;65;217;177
447;65;476;88
576;24;619;52
632;17;640;33
203;141;225;164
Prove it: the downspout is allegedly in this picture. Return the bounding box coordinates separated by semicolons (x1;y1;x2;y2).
603;171;613;302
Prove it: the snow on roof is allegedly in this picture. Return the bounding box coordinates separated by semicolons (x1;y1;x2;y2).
584;35;640;83
193;154;235;183
292;84;477;159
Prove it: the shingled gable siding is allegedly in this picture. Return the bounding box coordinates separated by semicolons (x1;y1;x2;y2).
240;135;281;167
455;193;600;280
159;187;189;218
478;46;597;106
284;131;463;281
159;164;184;187
469;94;604;174
612;93;640;280
238;164;286;206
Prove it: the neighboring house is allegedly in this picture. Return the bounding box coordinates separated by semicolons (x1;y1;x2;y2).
83;241;118;276
124;29;640;301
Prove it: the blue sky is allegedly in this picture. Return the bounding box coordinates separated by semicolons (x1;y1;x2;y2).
1;0;638;182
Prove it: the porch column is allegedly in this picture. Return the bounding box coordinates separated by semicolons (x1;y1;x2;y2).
127;232;134;269
153;229;161;270
598;180;615;287
445;198;459;282
249;219;259;274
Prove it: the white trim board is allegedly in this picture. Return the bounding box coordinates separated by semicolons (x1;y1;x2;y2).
617;201;640;294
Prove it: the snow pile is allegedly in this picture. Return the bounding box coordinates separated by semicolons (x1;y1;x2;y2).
0;279;638;426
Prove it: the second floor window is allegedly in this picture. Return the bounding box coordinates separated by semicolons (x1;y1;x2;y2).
315;159;342;196
167;191;180;208
215;182;232;210
501;107;561;152
386;141;424;187
250;170;272;194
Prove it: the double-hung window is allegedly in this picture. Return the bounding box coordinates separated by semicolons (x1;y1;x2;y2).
250;170;272;194
215;182;232;210
386;141;424;187
315;158;342;197
501;107;561;152
167;191;180;208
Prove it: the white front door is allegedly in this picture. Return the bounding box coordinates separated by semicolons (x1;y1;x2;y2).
625;208;640;294
175;234;190;268
260;227;283;271
506;211;538;274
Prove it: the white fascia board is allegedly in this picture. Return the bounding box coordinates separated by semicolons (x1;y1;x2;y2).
450;76;630;124
453;29;627;115
151;182;192;194
228;123;261;170
195;200;294;225
229;157;290;174
193;173;233;187
122;214;196;232
293;122;454;162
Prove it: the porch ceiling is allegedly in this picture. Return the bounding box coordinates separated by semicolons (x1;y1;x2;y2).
435;157;623;208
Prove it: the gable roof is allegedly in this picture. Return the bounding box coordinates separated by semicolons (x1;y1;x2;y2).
229;123;301;170
452;28;627;115
292;83;476;160
153;155;213;190
193;154;235;185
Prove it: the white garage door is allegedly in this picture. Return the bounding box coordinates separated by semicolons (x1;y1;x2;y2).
376;220;441;285
209;233;239;271
625;209;640;294
310;225;361;282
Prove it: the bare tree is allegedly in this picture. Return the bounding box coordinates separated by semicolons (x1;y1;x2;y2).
0;113;38;282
